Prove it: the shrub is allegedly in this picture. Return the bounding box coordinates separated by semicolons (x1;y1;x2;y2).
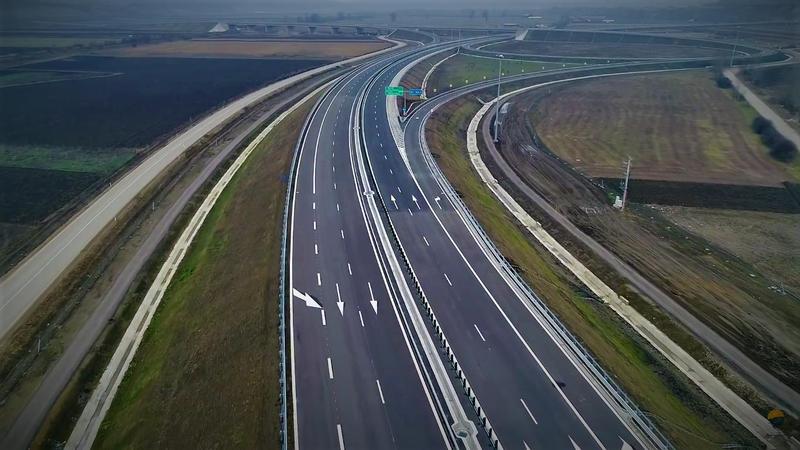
752;116;772;134
716;76;732;89
751;115;797;162
769;138;798;163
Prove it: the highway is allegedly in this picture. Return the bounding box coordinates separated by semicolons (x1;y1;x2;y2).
289;39;653;449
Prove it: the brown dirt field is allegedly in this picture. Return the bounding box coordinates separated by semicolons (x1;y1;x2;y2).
529;71;797;186
659;206;800;292
485;40;732;59
500;91;800;393
93;94;315;449
112;39;391;60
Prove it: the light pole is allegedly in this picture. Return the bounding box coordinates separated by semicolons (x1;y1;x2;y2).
494;54;504;142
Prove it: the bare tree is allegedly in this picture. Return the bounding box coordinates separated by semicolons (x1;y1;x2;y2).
390;12;397;23
481;10;489;24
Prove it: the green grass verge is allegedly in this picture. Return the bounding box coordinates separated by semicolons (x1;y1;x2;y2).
426;96;760;449
93;94;317;448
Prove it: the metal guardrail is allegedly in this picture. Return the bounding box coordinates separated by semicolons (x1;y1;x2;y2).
278;77;345;450
415;109;673;450
357;69;504;449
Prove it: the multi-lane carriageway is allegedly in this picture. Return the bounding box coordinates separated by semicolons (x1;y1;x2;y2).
289;40;647;450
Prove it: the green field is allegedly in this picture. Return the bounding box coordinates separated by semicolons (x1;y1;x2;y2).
94;93;316;449
0;70;118;88
0;145;136;173
425;95;759;449
424;54;581;95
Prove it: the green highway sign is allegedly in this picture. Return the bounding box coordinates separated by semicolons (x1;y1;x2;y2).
384;86;404;96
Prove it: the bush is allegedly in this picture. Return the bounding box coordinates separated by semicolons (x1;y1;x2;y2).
752;116;772;134
716;76;733;89
751;115;797;162
769;138;798;163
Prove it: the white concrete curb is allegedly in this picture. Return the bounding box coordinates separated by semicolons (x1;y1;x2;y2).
467;73;783;447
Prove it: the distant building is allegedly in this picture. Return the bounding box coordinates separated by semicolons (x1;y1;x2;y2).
209;22;230;33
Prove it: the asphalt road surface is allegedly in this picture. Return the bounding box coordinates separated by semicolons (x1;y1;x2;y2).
290;40;647;449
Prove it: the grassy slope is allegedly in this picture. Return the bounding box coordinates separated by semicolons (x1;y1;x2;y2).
531;71;799;185
426;96;758;448
94;95;315;448
426;54;579;95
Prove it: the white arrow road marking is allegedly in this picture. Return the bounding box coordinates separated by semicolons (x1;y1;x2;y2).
568;436;582;450
335;283;344;316
292;289;322;309
620;438;633;450
434;196;442;209
367;281;378;314
520;398;538;425
412;195;420;210
390;195;398;210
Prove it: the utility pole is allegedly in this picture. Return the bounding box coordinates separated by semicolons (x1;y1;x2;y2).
493;54;504;142
729;28;740;68
621;156;631;211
